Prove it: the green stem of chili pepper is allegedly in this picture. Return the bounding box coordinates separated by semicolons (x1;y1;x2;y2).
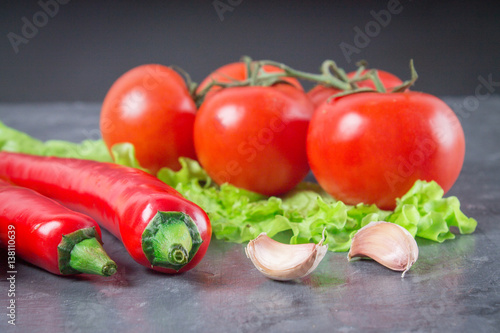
69;238;117;276
153;221;192;266
57;226;117;276
142;211;203;272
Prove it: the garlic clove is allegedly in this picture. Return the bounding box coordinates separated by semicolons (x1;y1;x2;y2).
245;233;328;281
348;221;418;278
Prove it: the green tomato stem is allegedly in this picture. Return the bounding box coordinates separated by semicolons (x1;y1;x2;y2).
193;57;419;106
391;59;418;92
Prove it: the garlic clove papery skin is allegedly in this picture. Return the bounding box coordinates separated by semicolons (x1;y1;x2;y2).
245;233;328;281
348;221;418;278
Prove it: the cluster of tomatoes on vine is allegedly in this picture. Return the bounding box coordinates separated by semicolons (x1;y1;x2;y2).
100;57;465;210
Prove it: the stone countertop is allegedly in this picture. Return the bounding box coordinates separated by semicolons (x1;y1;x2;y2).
0;98;499;332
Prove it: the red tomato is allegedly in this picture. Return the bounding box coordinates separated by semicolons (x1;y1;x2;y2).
197;62;303;101
307;92;465;210
307;70;403;109
194;84;314;196
100;64;197;173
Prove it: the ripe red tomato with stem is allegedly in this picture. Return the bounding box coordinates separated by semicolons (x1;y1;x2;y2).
100;64;197;174
308;69;403;108
194;83;314;196
194;59;396;196
307;91;465;210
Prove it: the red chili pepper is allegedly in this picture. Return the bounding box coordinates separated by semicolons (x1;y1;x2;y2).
0;179;117;276
0;152;211;273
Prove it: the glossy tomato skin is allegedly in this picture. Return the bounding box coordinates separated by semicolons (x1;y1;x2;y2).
100;64;197;173
197;62;303;101
307;92;465;210
307;70;403;109
194;84;314;196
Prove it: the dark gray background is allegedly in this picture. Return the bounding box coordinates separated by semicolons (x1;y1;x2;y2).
1;0;500;102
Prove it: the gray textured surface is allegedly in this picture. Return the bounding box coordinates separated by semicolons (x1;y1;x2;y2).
0;98;499;332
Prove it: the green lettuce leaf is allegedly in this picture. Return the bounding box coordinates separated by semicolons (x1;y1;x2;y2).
1;120;477;250
0;121;112;162
386;180;478;242
155;158;477;250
